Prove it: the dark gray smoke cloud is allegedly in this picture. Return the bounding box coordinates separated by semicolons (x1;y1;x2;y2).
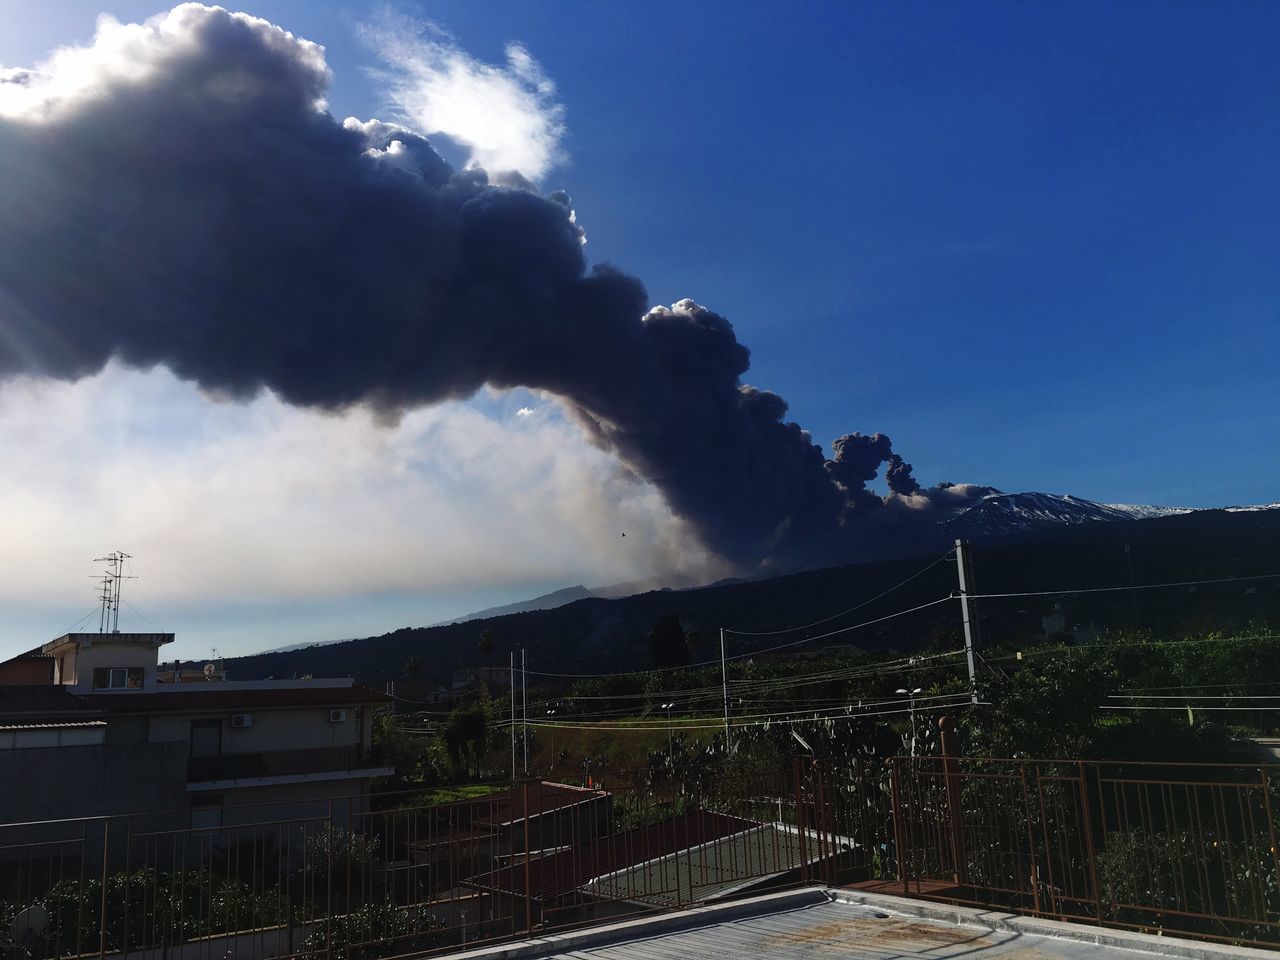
0;5;970;569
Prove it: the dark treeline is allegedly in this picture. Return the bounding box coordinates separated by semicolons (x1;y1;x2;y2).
226;509;1280;686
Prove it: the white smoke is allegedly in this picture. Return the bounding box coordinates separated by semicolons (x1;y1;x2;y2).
359;10;566;181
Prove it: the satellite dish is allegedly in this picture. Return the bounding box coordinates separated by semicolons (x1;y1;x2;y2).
10;904;49;940
203;663;216;678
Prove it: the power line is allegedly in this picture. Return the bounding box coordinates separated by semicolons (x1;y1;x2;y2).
523;594;953;679
1103;705;1280;713
723;549;955;636
969;571;1280;601
722;597;954;660
1110;694;1280;701
504;690;971;730
523;649;964;713
511;694;977;733
985;632;1280;664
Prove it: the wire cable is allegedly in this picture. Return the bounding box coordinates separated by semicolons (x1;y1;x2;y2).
723;596;955;660
969;571;1280;601
723;549;955;636
510;694;978;732
522;593;952;679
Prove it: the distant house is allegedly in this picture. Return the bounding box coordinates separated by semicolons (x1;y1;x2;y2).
0;646;57;685
0;684;106;750
0;631;392;832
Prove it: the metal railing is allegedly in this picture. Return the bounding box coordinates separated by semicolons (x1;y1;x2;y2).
802;755;1280;948
4;756;1280;959
0;762;807;960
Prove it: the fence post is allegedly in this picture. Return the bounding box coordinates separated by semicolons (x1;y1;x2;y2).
1077;761;1104;925
1019;765;1042;916
98;817;111;960
669;774;682;906
1261;767;1280;924
345;795;354;943
939;716;968;886
889;758;908;894
523;780;533;935
325;800;334;960
793;757;809;886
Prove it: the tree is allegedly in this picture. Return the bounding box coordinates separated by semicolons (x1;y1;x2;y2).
403;655;422;678
477;629;495;659
647;614;691;669
444;690;494;779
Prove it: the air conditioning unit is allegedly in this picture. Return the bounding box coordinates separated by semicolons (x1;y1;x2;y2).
230;713;253;729
328;709;348;723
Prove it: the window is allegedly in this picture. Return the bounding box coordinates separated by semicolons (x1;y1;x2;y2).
91;667;143;690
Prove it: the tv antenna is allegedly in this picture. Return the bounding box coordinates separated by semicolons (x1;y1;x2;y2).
93;551;136;634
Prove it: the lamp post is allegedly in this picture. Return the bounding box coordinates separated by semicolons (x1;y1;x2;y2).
660;702;676;763
545;709;556;768
896;687;923;757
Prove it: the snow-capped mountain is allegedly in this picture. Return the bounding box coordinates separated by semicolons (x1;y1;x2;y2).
938;491;1194;538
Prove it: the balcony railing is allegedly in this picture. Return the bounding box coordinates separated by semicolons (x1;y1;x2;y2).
187;743;370;782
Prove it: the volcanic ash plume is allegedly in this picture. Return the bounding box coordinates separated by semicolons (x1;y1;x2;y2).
0;5;966;570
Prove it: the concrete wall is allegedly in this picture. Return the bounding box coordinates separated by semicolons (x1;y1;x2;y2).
148;706;363;753
0;657;53;684
0;741;189;825
0;725;104;749
67;640;160;691
217;777;371;825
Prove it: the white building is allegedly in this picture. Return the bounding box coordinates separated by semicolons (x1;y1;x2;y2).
0;631;392;829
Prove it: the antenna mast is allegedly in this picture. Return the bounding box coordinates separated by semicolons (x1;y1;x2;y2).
93;551;136;633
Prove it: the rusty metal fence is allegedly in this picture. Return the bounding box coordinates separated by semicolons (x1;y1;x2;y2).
801;755;1280;948
4;757;1280;959
0;763;811;960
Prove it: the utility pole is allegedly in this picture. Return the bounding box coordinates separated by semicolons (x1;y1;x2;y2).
521;648;528;776
719;628;731;753
955;539;981;704
509;651;517;781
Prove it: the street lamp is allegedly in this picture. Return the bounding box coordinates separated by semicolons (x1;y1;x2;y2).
660;702;676;762
545;709;556;768
896;687;923;757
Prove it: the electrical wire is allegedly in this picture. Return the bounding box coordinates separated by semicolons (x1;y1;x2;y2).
969;571;1280;601
723;549;955;636
523;649;964;715
985;632;1280;664
1103;705;1280;713
509;694;978;732
498;690;971;730
523;593;954;679
721;597;955;660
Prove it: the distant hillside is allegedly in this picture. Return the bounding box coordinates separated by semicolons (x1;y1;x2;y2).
224;508;1280;686
430;585;596;625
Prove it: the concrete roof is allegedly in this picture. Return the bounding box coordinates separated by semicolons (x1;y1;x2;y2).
42;632;174;654
0;720;107;732
445;888;1278;960
0;685;104;720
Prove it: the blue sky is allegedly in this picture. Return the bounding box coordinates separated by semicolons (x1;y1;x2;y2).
0;2;1276;660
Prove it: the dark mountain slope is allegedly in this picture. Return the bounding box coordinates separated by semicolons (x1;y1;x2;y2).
224;508;1280;685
